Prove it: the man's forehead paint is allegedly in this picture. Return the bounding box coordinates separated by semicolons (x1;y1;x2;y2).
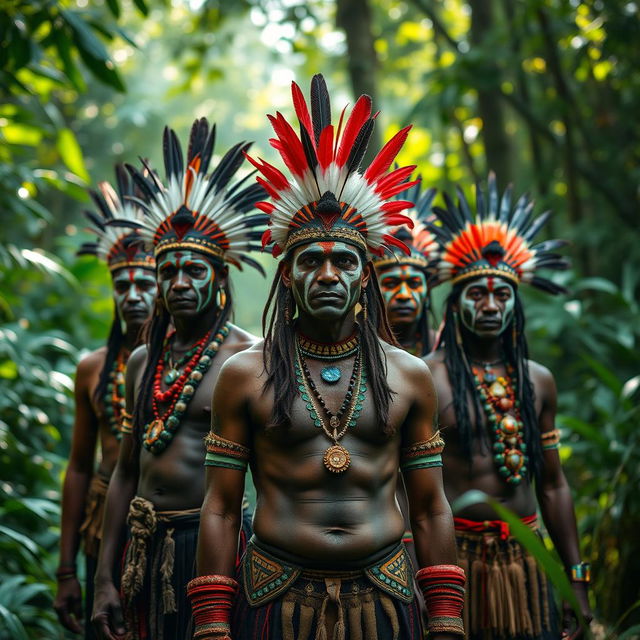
318;241;335;255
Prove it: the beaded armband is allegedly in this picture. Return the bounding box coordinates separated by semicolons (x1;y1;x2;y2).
416;564;466;637
541;428;561;451
401;430;445;471
204;432;250;471
187;574;238;639
120;410;133;436
569;562;591;583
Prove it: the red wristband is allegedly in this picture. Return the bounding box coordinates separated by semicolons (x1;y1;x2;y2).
186;574;239;639
416;564;466;636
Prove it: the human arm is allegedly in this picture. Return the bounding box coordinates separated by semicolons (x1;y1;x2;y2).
534;366;592;638
400;357;462;639
192;354;251;639
91;349;144;640
54;354;102;633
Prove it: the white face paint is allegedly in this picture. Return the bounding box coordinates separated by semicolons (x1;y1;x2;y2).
290;241;364;321
111;267;157;330
377;264;428;326
157;250;218;316
459;276;515;337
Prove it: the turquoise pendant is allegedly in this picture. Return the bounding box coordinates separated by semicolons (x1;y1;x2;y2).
321;366;341;384
164;369;179;385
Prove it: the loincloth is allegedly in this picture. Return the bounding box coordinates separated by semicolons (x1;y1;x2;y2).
79;469;110;558
232;536;422;640
455;515;559;640
120;496;252;640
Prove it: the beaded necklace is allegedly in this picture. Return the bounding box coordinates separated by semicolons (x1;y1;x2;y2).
472;362;528;485
103;350;128;440
294;342;367;473
297;332;359;384
143;323;230;454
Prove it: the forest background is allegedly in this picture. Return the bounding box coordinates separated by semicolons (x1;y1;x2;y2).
1;0;639;637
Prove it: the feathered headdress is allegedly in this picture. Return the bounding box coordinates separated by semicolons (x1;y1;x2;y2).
245;74;417;258
124;118;267;274
428;172;569;294
78;165;155;272
373;177;438;271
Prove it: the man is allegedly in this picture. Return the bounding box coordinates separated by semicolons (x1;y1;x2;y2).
189;75;466;640
91;119;265;640
373;178;437;357
425;173;593;639
55;168;157;638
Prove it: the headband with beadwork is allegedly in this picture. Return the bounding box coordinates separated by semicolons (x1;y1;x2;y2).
428;172;569;293
245;74;417;259
78;165;155;273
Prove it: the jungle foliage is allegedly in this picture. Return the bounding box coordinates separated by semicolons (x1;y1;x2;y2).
0;0;638;637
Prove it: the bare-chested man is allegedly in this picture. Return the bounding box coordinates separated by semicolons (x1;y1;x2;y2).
425;174;593;639
91;119;265;640
55;168;156;639
188;76;465;640
374;178;437;357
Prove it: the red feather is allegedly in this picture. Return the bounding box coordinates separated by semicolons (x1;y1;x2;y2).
291;81;314;145
378;180;420;200
383;233;411;255
272;244;283;258
335;95;372;167
317;125;334;170
383;213;414;228
268;113;307;178
374;165;416;194
243;152;289;192
364;125;412;184
256;176;280;200
381;200;414;215
261;228;272;249
256;201;275;214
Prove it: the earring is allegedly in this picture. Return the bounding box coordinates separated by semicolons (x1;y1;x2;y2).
216;287;227;311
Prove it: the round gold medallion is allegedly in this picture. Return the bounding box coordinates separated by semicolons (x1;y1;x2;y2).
323;444;350;473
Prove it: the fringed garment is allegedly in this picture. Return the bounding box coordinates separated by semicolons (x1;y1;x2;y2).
455;515;559;640
79;469;111;558
120;496;252;640
232;537;423;640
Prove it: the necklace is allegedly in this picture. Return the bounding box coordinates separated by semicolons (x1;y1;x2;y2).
297;332;359;384
472;363;528;485
295;343;367;473
143;323;230;454
163;338;204;385
103;350;128;440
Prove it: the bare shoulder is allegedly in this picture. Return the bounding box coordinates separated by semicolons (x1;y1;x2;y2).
127;344;149;379
225;323;260;355
526;359;556;398
217;340;264;387
382;341;433;384
75;346;106;387
423;348;447;375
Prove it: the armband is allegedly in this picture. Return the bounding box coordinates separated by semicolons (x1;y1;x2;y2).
416;564;466;637
400;430;445;471
541;428;561;450
204;432;250;471
120;410;133;435
568;562;591;583
187;574;238;639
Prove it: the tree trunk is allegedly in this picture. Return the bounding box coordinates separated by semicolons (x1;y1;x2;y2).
469;0;512;187
336;0;382;160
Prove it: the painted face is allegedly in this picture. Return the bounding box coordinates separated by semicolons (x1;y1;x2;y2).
111;267;157;327
459;275;515;337
377;264;428;326
157;250;219;316
289;241;364;321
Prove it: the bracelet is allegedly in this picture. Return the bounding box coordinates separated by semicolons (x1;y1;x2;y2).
187;574;238;639
55;566;77;581
416;564;466;637
569;562;591;583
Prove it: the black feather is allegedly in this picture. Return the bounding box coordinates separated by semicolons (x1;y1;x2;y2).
207;142;250;196
300;123;318;171
84;210;106;230
345;118;374;175
126;164;158;203
115;164;130;200
310;74;331;145
531;275;568;295
88;190;111;219
523;210;551;241
239;255;266;277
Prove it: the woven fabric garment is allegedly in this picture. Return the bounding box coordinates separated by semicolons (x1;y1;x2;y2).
455;517;559;640
79;469;111;558
120;497;252;640
232;538;423;640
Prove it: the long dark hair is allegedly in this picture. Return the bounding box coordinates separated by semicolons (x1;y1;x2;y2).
132;278;233;444
93;311;125;410
262;256;398;434
417;294;432;355
439;284;543;479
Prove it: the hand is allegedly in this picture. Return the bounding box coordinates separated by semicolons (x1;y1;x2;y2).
561;582;593;640
92;580;125;640
54;576;83;634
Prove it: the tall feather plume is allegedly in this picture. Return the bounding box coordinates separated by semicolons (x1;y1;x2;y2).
310;74;331;145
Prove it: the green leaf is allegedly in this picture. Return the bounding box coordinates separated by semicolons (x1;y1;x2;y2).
556;415;611;449
56;128;89;183
618;624;640;640
60;9;109;62
451;490;585;628
106;0;121;19
132;0;149;16
0;525;39;556
75;43;126;92
0;605;28;640
581;353;623;396
573;277;619;296
52;29;86;92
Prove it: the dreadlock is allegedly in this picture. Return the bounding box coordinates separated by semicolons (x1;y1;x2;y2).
93;311;125;410
262;256;398;434
132;274;233;444
439;283;543;480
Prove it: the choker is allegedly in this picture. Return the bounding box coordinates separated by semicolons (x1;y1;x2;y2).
297;332;359;360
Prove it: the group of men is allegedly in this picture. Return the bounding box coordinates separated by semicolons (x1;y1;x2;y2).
54;75;592;640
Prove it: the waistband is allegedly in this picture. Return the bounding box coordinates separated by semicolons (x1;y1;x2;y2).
454;514;537;541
